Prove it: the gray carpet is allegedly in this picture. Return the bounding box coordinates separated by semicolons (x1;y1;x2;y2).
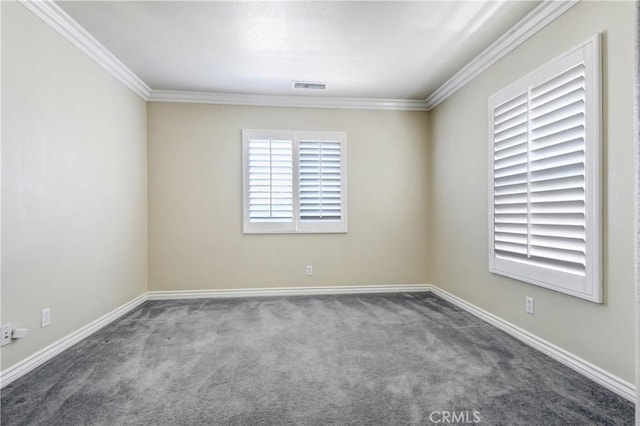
0;293;634;425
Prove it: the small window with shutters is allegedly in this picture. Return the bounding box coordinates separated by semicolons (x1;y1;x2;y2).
242;129;347;234
488;35;602;303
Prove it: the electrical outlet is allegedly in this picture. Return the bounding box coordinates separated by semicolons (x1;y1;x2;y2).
525;297;535;315
0;324;12;346
305;265;313;276
41;308;50;328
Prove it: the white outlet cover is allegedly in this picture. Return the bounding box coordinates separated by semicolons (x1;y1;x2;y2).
0;323;12;346
525;297;535;314
41;308;51;327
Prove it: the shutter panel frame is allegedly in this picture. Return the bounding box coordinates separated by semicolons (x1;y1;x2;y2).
243;130;296;233
296;131;347;233
243;129;347;234
488;35;602;303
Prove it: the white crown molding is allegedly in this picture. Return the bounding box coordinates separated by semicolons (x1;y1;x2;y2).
0;293;148;389
19;0;577;112
148;90;430;112
19;0;151;100
147;284;433;300
425;0;581;110
430;286;635;402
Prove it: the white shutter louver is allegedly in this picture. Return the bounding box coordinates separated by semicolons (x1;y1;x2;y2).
529;63;586;276
247;136;293;223
489;35;601;302
299;140;342;222
493;92;529;259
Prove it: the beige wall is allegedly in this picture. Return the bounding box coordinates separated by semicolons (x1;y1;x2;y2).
148;103;429;290
1;3;148;369
2;0;635;390
428;1;635;382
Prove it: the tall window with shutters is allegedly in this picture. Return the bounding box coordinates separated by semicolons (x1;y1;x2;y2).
488;35;602;302
243;129;347;234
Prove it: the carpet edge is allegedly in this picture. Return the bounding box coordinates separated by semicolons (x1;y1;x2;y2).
430;285;636;403
0;292;149;389
2;284;633;405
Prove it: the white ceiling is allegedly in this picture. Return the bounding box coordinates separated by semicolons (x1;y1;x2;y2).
57;1;540;100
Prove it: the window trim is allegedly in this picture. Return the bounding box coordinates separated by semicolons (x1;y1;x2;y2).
487;34;602;303
242;129;347;234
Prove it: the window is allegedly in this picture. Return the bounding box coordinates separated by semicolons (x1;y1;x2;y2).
243;129;347;234
488;35;602;302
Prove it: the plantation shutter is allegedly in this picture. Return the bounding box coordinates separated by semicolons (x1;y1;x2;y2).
528;63;587;276
489;36;601;303
299;140;342;221
243;129;347;234
246;135;293;223
493;92;530;260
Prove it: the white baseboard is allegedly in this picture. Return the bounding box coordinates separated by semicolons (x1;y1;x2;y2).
2;284;634;405
147;284;432;300
0;292;148;389
0;285;430;388
429;286;636;402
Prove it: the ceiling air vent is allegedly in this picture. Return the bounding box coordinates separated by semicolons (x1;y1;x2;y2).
293;81;327;90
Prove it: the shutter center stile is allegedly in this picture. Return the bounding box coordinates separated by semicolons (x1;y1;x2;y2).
526;87;533;259
269;137;273;221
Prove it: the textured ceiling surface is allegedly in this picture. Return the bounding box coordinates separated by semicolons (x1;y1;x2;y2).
58;1;540;99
